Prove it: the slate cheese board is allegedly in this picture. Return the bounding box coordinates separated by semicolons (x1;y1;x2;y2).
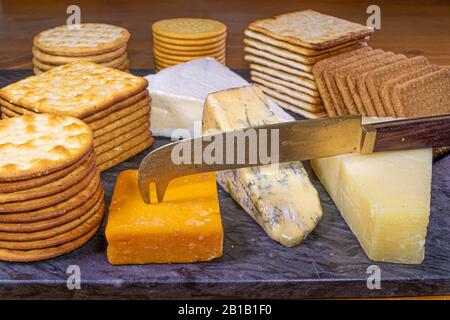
0;70;448;299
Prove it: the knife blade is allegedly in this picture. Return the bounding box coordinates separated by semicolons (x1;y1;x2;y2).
138;114;450;203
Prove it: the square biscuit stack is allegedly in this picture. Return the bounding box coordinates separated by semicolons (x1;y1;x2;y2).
0;114;104;262
244;10;373;118
0;61;153;171
32;23;130;74
152;18;226;71
313;48;450;117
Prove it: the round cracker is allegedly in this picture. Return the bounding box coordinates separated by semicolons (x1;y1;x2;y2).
153;47;225;62
33;53;128;70
0;114;93;181
0;152;95;203
0;201;104;250
154;41;225;56
0;186;103;232
32;45;127;65
0;218;101;262
0;150;93;194
153;32;226;46
0;176;101;223
0;196;104;241
33;23;130;56
153;36;225;51
152;18;226;40
154;54;225;67
0;169;98;213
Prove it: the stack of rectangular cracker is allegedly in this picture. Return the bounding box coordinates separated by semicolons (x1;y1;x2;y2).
0;62;153;172
244;10;373;118
313;47;450;117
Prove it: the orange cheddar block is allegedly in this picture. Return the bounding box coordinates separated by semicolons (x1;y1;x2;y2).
105;170;223;264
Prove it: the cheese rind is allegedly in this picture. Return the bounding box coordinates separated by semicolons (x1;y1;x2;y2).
146;58;248;138
311;149;432;264
203;85;323;247
105;170;223;264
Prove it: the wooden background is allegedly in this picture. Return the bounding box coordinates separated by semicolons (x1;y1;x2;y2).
0;0;449;299
0;0;449;69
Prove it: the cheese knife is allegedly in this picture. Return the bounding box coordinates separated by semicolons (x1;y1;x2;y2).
138;114;450;203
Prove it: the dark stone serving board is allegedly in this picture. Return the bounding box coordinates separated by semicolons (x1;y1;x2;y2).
0;70;448;299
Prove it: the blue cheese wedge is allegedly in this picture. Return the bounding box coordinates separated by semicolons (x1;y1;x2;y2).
146;58;248;138
203;85;323;247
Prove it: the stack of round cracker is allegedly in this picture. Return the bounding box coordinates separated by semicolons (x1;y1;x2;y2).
152;18;226;71
32;23;130;74
0;61;153;172
244;10;373;119
0;114;104;262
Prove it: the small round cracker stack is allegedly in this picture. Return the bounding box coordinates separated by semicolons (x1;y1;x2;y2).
0;61;153;171
152;18;227;70
0;113;104;262
32;23;131;74
244;10;374;118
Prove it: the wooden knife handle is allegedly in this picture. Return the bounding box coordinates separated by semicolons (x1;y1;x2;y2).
362;115;450;152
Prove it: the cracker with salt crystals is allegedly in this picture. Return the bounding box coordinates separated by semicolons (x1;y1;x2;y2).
0;114;93;181
248;10;373;49
33;23;130;56
0;61;147;119
32;53;128;71
391;68;450;118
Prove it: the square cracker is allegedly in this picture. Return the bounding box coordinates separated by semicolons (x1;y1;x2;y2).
267;95;327;119
244;38;364;65
0;61;148;119
251;63;317;90
251;75;322;107
245;46;313;72
350;54;406;116
250;69;319;97
333;51;395;115
248;10;373;49
380;65;441;117
312;46;373;116
322;48;384;115
391;68;450;117
365;56;429;116
245;54;314;80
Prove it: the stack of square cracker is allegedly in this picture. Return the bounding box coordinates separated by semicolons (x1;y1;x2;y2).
0;114;104;262
0;61;153;172
152;18;226;71
244;10;373;118
32;23;130;74
313;47;450;117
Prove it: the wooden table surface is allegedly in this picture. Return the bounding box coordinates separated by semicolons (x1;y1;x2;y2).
0;0;449;69
0;0;449;300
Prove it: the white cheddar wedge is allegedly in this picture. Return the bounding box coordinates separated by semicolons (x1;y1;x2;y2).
311;148;432;264
146;58;248;138
203;85;323;247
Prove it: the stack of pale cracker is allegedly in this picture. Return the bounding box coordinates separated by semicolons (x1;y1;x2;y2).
32;23;130;74
0;114;104;262
152;18;226;71
313;47;450;117
244;10;373;118
0;61;153;171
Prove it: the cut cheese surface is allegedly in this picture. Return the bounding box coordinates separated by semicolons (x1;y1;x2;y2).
203;85;323;247
105;170;223;264
311;148;432;264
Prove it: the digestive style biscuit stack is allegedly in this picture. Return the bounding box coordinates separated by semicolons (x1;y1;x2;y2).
0;62;153;171
0;114;104;262
313;48;450;117
152;18;226;71
32;23;130;74
244;10;373;118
